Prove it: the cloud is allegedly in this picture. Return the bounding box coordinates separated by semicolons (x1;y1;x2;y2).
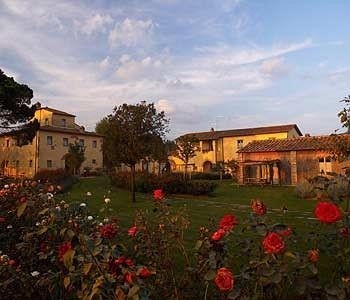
156;99;176;114
115;55;167;80
99;56;110;69
108;18;154;48
260;57;288;76
75;14;113;35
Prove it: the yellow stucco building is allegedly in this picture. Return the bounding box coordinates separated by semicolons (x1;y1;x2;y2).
170;124;302;172
0;106;103;177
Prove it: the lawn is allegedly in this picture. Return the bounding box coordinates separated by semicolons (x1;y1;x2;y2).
61;176;319;241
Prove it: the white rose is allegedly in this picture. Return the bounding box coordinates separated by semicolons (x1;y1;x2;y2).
104;198;111;204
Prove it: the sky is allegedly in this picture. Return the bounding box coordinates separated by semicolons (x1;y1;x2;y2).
1;0;350;139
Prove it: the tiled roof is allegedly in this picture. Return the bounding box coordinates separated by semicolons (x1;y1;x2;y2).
38;107;75;117
40;125;103;137
181;124;302;141
238;134;350;153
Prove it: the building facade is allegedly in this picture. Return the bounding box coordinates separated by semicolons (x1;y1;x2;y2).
0;107;103;177
237;135;350;185
169;124;302;173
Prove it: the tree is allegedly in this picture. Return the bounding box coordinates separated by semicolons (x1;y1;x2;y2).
98;101;169;202
0;69;39;145
338;95;350;133
65;142;86;175
151;138;176;174
174;134;198;181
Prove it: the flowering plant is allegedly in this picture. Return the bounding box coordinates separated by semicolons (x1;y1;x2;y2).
1;180;350;299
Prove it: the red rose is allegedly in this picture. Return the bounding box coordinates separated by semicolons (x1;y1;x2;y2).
8;259;16;266
100;223;117;239
124;272;133;284
211;228;226;241
125;258;134;267
314;201;342;224
58;242;72;261
262;232;285;254
214;267;234;292
308;249;319;263
251;199;267;216
153;189;164;201
138;267;152;278
19;196;26;203
279;227;293;237
218;214;237;231
128;226;138;237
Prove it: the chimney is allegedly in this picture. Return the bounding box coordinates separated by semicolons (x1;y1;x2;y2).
305;133;311;137
210;127;215;132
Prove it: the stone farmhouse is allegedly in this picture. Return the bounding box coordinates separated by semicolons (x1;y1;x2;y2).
237;134;350;185
169;124;302;172
0;106;103;177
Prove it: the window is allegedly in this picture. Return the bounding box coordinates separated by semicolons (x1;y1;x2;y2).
47;160;52;168
45;118;49;126
47;136;53;145
237;139;244;150
202;140;213;152
92;159;96;164
79;139;84;146
6;139;10;147
29;160;33;167
63;138;68;147
15;160;19;168
61;118;66;127
92;140;97;148
319;157;332;174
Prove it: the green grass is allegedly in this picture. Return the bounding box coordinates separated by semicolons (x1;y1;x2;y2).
61;176;319;239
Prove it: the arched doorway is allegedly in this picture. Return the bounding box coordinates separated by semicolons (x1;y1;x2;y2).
203;161;212;172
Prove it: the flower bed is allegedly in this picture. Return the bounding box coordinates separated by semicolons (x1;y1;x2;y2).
0;181;350;299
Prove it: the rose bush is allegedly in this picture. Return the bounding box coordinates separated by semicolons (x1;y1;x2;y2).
0;181;350;299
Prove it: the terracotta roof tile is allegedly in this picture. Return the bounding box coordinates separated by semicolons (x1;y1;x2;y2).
40;125;103;137
238;134;350;153
181;124;302;140
38;107;75;117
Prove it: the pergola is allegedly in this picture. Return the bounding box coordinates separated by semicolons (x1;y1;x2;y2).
239;159;281;185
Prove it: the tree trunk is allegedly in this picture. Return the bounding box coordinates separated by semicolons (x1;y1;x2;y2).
131;164;136;203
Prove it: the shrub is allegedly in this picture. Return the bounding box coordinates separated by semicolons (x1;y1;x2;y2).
110;171;217;195
1;182;350;299
186;180;217;195
295;181;315;199
191;172;231;180
327;176;350;202
34;168;70;183
34;169;78;192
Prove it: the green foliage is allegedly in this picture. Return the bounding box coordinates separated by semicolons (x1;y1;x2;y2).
2;179;350;299
0;69;39;145
191;172;232;180
96;101;169;202
34;168;78;192
34;168;70;183
338;95;350;133
174;134;199;178
295;181;316;199
65;142;86;175
110;171;217;195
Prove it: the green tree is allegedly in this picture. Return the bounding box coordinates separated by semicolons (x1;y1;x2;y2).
98;101;169;202
150;138;176;174
65;142;86;175
0;69;39;145
338;95;350;133
174;134;198;181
